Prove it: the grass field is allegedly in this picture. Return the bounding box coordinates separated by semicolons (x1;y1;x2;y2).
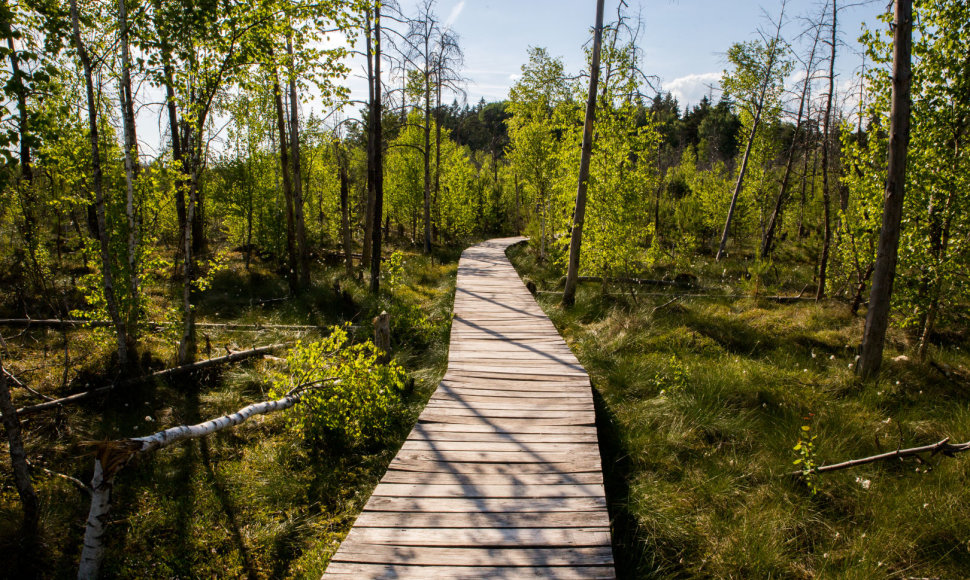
508;241;970;579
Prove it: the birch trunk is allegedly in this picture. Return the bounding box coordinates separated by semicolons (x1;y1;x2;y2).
77;388;304;579
272;70;298;293
118;0;140;352
69;0;128;367
0;362;38;535
287;34;310;290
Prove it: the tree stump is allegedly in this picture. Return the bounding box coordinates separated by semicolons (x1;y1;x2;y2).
373;311;390;363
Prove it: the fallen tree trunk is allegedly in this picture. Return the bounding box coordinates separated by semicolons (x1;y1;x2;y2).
0;319;346;332
578;276;677;287
77;385;307;580
15;344;288;417
789;437;970;477
0;361;39;535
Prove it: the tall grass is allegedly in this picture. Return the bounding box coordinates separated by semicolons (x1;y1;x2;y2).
508;242;970;579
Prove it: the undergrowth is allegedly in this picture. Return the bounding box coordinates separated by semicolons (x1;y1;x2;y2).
0;242;459;579
508;241;970;579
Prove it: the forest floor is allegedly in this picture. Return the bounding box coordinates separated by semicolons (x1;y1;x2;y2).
0;241;464;579
508;241;970;579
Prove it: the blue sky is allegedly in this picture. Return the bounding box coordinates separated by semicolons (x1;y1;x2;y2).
356;0;889;110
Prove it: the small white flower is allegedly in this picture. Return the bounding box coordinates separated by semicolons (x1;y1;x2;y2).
923;503;929;508
855;477;871;490
803;369;808;373
145;415;154;422
848;363;854;368
812;352;817;359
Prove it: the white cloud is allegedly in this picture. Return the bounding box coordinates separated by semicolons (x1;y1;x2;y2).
445;1;465;27
664;72;721;108
509;74;521;81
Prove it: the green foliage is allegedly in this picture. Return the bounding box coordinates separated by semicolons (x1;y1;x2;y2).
793;415;820;495
271;325;407;447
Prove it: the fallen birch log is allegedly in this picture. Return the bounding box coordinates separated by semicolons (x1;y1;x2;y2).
789;437;970;477
15;344;288;417
77;385;308;580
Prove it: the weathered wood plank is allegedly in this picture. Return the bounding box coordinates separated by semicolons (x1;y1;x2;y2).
330;546;615;566
371;483;606;499
343;526;612;547
364;496;608;513
325;564;615;579
351;510;610;529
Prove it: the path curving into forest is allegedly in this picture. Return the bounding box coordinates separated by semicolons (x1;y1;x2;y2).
323;237;616;579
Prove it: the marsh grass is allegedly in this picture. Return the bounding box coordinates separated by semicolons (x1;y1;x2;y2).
508;242;970;579
0;243;458;579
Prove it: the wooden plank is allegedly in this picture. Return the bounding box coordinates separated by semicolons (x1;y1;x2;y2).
371;483;606;499
386;460;602;475
329;546;615;566
391;450;601;464
418;413;596;426
401;439;599;455
343;526;611;547
364;496;608;513
378;471;604;485
351;510;610;529
325;563;615;579
407;430;600;443
411;422;598;435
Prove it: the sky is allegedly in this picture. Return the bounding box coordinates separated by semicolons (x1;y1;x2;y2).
339;0;889;112
135;0;890;154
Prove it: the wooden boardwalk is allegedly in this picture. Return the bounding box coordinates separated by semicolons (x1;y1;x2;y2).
324;238;615;579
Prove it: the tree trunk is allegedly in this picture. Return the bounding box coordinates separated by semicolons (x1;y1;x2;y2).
369;5;385;294
77;387;304;580
817;0;838;300
287;35;310;290
177;160;198;365
716;12;785;262
762;21;821;258
339;151;354;276
362;6;376;268
858;0;912;379
0;362;38;535
422;35;433;255
118;0;141;354
562;0;605;308
69;0;128;368
272;71;298;293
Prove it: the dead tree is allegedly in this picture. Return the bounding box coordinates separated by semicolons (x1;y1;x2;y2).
716;2;789;262
858;0;913;379
816;0;838;300
761;6;824;258
562;0;606;308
